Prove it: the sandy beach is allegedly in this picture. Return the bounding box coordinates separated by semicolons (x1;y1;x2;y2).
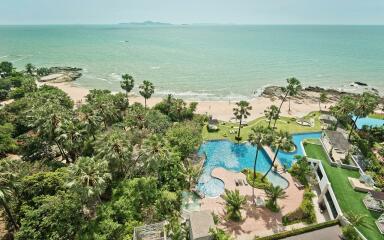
40;81;333;121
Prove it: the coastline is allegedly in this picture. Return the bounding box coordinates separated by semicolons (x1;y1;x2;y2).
40;81;336;121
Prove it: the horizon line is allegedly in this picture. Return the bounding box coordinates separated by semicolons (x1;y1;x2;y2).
1;23;384;27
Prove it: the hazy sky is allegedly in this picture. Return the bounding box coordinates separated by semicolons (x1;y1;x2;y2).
1;0;384;25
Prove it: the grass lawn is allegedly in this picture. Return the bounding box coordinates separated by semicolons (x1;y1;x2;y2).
304;143;382;240
202;111;322;141
369;113;384;120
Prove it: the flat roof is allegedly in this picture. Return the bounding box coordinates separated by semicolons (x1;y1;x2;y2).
324;130;350;152
282;225;342;240
189;211;214;239
370;191;384;201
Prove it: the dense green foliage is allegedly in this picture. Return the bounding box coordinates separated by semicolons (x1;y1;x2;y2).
243;170;271;190
210;227;233;240
0;65;203;239
288;155;312;186
282;188;316;225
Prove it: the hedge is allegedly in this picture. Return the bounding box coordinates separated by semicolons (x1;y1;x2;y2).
254;220;340;240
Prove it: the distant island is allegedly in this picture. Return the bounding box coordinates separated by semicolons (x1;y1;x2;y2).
118;21;173;26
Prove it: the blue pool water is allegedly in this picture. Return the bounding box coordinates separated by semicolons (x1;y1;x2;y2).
197;140;289;198
197;132;322;198
355;117;384;129
277;132;322;168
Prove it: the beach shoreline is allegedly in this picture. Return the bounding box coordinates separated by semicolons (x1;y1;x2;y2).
39;81;337;121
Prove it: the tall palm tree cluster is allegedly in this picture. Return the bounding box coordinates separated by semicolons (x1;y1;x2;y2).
330;92;379;140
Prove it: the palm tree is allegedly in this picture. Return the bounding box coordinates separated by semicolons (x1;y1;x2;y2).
248;126;270;202
56;118;86;163
185;162;201;191
67;157;111;202
319;92;327;111
348;92;379;140
330;95;354;130
262;131;293;180
265;185;287;211
139;80;155;109
264;105;279;129
0;158;24;230
81;108;102;140
120;74;135;101
141;134;170;174
345;212;371;229
222;189;246;221
274;78;302;126
31;104;71;162
95;130;133;179
0;188;18;230
233;101;252;141
25;63;35;75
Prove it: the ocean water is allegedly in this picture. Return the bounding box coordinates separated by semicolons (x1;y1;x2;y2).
0;25;383;99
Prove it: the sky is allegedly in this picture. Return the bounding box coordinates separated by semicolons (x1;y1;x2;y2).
1;0;384;25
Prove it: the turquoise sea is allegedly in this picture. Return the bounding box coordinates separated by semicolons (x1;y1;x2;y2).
0;25;383;99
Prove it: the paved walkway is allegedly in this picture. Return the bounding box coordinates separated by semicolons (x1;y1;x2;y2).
200;168;304;240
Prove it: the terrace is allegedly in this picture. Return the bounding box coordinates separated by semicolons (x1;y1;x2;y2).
304;142;382;240
189;132;331;239
199;168;306;239
202;112;322;141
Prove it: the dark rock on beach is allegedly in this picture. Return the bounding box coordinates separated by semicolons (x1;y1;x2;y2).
38;67;82;83
354;81;368;86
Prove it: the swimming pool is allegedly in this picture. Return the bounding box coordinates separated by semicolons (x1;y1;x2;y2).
197;132;322;198
197;140;289;198
354;116;384;129
277;132;322;168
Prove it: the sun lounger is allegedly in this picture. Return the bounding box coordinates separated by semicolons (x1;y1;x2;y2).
192;188;205;199
294;182;305;190
255;196;265;207
243;179;248;186
375;214;384;234
238;179;243;186
363;196;384;212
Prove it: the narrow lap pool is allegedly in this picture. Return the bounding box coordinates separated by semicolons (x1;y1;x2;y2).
355;117;384;130
197;132;322;198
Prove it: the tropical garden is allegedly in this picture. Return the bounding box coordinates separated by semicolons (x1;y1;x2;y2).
0;62;203;239
1;61;383;240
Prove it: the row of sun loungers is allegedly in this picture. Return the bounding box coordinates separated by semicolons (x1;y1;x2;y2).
191;188;205;199
235;179;248;187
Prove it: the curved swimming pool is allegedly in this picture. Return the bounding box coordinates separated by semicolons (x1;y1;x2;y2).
197;132;322;198
277;132;322;168
196;140;288;198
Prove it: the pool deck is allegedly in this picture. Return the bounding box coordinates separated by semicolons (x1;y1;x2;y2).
264;146;284;171
200;167;304;240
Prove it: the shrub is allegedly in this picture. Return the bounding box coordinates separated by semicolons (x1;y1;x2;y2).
10;87;25;99
282;188;316;225
0;89;8;100
341;225;362;240
243;169;271;190
36;67;52;76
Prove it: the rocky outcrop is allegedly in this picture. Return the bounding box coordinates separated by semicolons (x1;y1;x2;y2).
38;67;82;83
